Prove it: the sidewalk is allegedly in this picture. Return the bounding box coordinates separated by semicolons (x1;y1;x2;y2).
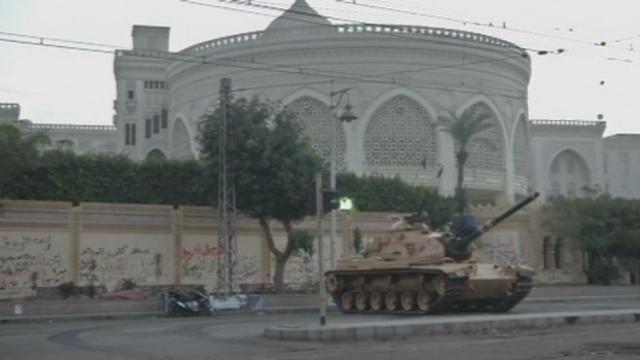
1;285;638;324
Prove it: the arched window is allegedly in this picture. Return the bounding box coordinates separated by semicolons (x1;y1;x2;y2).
548;149;591;198
146;149;166;162
364;95;437;169
285;96;345;168
171;118;194;160
554;238;564;269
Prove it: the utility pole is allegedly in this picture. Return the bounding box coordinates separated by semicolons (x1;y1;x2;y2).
329;81;337;269
217;78;238;295
316;173;327;326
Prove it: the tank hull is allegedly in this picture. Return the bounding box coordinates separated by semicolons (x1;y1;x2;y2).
325;262;533;315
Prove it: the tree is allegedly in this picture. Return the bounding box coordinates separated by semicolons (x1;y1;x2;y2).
0;123;48;198
546;195;640;284
438;106;493;213
199;97;324;291
336;173;456;230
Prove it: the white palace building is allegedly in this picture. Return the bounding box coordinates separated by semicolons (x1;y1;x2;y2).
2;0;639;203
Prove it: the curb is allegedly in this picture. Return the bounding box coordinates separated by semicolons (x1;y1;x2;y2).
0;311;163;324
2;295;639;324
0;306;335;324
523;294;640;303
263;309;640;342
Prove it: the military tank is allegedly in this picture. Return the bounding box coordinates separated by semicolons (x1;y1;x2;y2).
325;192;540;315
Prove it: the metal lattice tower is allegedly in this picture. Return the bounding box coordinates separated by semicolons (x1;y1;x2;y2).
217;78;238;294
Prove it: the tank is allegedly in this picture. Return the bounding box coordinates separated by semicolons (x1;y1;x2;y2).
325;192;540;315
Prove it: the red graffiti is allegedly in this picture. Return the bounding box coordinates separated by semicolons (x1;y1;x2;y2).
182;244;218;262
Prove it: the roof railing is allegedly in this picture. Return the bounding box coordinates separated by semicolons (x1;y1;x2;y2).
115;24;526;58
27;123;117;132
530;120;605;127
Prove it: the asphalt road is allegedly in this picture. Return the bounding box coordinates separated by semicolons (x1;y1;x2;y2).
1;298;639;360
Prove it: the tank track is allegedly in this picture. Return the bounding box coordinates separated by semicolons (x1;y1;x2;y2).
451;274;533;313
329;270;467;315
490;275;533;313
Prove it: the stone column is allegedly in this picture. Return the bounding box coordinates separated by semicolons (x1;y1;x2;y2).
437;124;456;196
503;145;516;204
172;207;183;285
68;205;81;284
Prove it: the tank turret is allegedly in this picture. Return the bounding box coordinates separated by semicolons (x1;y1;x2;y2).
445;192;540;260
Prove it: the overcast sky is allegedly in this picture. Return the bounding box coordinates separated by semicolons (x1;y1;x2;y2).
1;0;639;135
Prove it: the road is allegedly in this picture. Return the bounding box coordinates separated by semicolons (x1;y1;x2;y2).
1;298;639;360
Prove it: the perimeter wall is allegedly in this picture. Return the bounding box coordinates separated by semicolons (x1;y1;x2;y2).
0;199;610;299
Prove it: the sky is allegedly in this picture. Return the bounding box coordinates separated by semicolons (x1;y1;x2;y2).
1;0;639;135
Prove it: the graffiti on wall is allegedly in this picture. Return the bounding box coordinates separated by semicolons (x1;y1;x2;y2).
181;243;261;284
237;255;260;283
181;243;217;281
478;231;527;265
0;234;68;296
79;245;168;289
278;254;316;287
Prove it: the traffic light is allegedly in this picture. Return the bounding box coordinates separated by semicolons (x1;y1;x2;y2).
322;190;340;213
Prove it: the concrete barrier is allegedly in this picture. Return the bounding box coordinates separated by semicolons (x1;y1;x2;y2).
263;309;640;342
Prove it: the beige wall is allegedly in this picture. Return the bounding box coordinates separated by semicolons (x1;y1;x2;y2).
1;199;594;299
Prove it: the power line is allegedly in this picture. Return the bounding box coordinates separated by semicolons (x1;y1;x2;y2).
0;30;125;49
0;30;532;102
0;37;113;54
0;2;538;105
335;0;640;55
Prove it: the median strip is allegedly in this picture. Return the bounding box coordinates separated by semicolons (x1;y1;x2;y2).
263;309;640;342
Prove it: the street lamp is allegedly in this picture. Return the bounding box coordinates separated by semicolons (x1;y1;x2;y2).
329;81;357;268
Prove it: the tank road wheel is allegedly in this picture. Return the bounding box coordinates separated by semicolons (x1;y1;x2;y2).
400;290;415;311
384;291;399;311
369;291;384;311
433;275;447;298
341;292;355;312
417;290;432;313
355;291;369;311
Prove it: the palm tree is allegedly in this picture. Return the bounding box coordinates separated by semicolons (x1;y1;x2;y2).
0;123;49;198
438;106;493;213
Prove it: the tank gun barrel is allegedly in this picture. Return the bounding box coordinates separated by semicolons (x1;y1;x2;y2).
463;191;540;247
446;192;540;259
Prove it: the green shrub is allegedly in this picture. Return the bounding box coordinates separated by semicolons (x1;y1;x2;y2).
118;278;137;291
84;284;98;299
290;230;315;257
589;261;620;285
57;282;77;299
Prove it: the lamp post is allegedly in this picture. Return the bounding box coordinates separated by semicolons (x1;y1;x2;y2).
329;80;357;268
339;197;354;260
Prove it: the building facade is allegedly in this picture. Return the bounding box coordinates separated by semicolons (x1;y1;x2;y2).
2;0;639;202
1;103;117;155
